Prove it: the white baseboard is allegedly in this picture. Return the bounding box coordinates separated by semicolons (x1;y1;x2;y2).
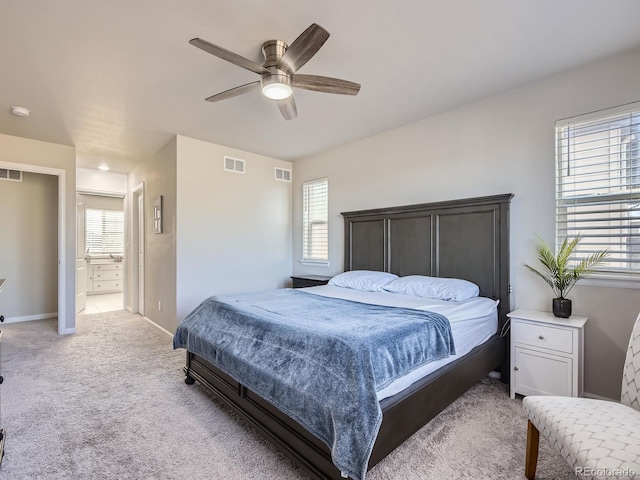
142;316;173;338
125;306;133;313
3;312;58;324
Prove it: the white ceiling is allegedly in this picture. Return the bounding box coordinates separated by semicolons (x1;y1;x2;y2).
2;1;640;173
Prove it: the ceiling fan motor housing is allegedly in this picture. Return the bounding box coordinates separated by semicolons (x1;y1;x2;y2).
261;40;288;67
261;67;292;91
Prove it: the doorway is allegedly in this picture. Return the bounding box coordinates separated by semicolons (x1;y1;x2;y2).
0;160;69;334
76;192;125;314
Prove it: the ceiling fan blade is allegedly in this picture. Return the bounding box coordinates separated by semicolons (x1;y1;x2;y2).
190;38;269;75
205;81;261;102
277;95;297;120
293;74;361;95
277;24;330;74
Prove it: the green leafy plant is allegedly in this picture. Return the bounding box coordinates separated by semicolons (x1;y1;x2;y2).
524;235;609;299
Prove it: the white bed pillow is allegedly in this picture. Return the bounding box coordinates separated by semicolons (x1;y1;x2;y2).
382;275;479;302
328;270;399;292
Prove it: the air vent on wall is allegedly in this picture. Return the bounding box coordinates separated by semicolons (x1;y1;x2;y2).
275;167;291;182
224;156;245;174
0;168;23;182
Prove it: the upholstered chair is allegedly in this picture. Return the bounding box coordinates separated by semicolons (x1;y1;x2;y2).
522;313;640;479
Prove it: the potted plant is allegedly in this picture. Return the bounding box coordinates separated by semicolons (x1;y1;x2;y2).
524;236;609;318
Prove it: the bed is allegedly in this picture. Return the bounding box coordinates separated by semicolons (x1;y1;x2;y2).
176;193;513;479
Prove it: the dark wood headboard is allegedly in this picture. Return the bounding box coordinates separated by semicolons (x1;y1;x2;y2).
341;193;513;327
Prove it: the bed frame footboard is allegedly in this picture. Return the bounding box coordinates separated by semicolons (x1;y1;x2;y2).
184;334;505;479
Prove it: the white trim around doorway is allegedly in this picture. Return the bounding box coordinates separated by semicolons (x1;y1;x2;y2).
0;160;71;335
130;183;144;317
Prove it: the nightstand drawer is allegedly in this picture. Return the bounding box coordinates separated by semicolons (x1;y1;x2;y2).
512;321;573;354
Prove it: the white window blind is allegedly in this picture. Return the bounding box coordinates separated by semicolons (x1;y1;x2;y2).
302;178;328;261
556;102;640;277
86;209;125;254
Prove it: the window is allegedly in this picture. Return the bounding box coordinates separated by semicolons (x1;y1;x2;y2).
556;102;640;278
85;209;125;254
302;178;328;263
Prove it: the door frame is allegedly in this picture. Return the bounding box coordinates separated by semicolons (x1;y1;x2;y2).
0;160;68;334
76;198;86;313
131;183;144;315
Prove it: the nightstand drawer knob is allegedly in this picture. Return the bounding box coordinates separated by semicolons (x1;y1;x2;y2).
538;335;545;340
514;366;519;371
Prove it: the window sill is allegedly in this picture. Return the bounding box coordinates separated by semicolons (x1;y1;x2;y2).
299;259;330;268
577;274;640;290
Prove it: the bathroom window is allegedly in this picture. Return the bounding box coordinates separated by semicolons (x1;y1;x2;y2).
85;209;124;254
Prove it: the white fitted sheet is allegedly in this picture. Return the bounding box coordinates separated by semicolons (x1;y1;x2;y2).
301;285;499;400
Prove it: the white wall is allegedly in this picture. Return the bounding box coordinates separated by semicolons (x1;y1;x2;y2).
77;193;124;211
292;47;640;400
0;134;76;333
127;137;177;333
176;135;292;322
77;167;126;194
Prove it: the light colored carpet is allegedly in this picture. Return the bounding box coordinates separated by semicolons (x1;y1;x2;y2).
0;311;574;479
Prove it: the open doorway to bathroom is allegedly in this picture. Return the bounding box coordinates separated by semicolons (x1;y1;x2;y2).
76;193;125;314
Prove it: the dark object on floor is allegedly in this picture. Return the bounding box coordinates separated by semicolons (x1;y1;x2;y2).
0;328;4;467
0;428;5;466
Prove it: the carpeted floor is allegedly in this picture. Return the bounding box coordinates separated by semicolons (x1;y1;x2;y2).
0;311;575;479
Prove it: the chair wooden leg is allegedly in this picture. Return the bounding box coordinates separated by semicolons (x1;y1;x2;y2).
525;420;540;480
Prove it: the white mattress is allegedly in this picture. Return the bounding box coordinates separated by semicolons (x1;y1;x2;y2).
301;285;499;400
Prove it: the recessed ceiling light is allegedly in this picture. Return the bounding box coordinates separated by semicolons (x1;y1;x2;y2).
98;164;110;171
10;106;30;117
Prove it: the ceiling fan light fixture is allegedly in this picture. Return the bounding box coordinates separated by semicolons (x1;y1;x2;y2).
262;82;293;100
261;73;293;100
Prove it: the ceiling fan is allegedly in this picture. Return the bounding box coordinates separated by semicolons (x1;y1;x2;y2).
189;23;361;120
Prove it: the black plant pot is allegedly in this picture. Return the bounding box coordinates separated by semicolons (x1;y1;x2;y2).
552;298;572;318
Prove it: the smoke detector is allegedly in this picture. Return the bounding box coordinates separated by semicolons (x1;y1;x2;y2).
10;106;30;117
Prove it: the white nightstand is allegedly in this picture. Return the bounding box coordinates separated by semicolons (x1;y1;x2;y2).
508;309;587;399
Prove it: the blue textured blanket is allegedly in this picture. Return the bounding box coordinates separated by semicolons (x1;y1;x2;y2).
173;289;454;480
